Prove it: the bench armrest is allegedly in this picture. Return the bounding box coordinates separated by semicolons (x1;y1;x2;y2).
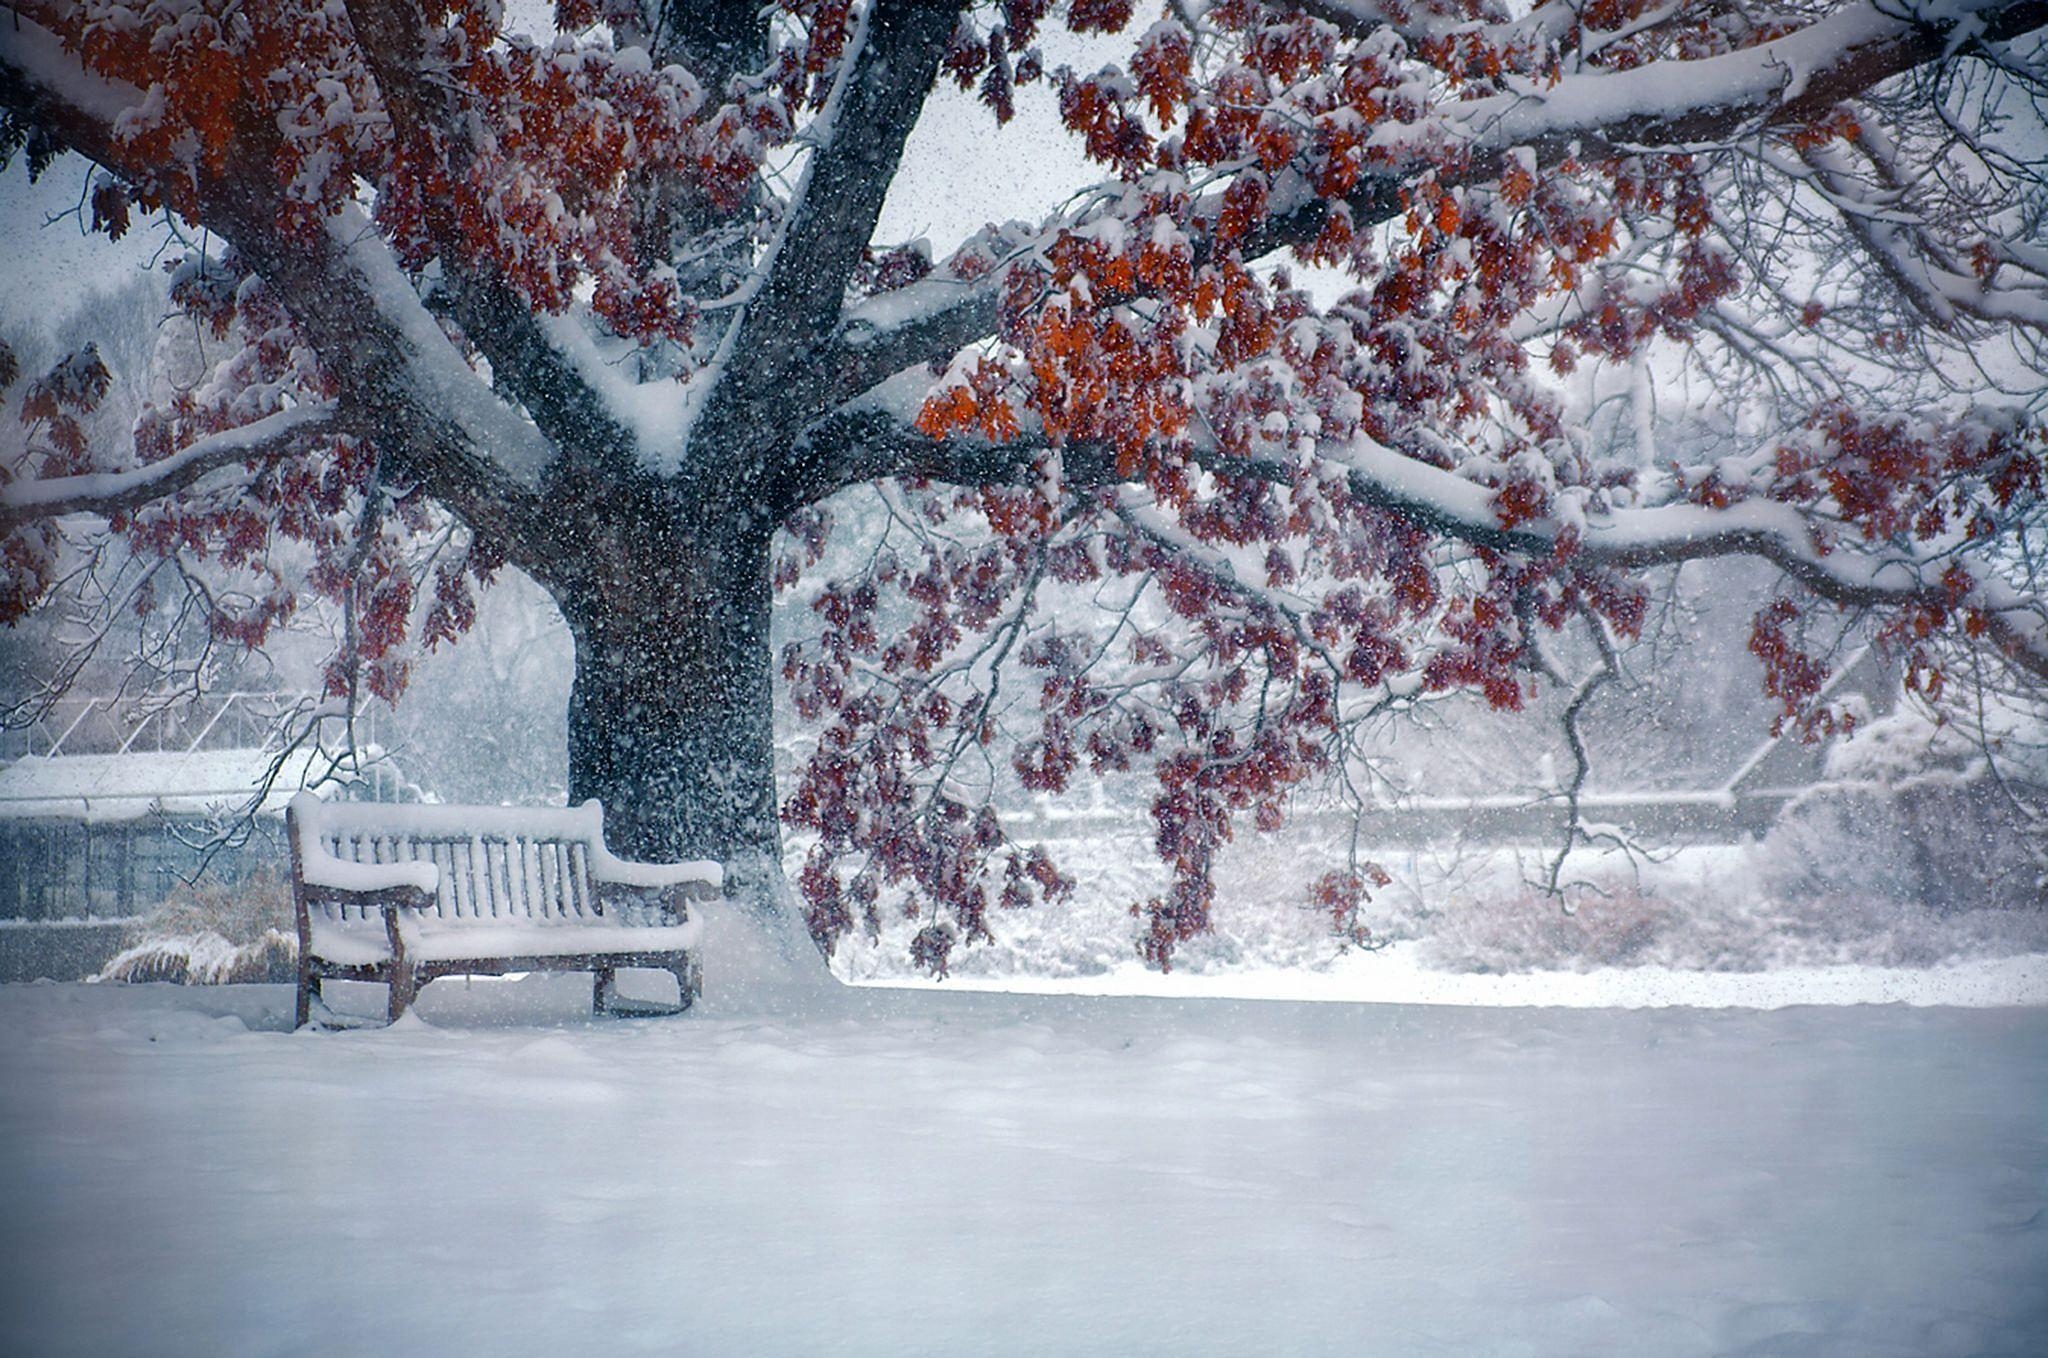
592;852;719;928
297;882;437;978
301;882;437;912
290;792;442;896
575;798;723;906
593;879;715;929
589;849;722;898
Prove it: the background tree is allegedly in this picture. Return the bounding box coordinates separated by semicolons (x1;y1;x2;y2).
2;0;2043;971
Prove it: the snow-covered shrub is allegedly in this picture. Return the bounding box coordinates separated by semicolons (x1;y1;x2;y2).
1760;704;2046;914
1757;786;1923;908
98;868;297;985
101;929;296;986
1412;858;2048;975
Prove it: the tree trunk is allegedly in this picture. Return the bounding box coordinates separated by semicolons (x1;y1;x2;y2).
557;514;787;918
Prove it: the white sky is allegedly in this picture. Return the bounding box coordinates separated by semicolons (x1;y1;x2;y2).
0;159;164;340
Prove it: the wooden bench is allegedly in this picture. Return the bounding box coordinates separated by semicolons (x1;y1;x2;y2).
287;793;719;1028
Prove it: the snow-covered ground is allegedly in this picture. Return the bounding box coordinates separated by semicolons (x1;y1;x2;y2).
907;939;2048;1010
4;934;2045;1357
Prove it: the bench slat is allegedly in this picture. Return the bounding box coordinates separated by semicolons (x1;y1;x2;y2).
496;838;515;918
461;839;476;918
500;837;517;918
500;838;519;918
408;838;442;920
543;840;562;919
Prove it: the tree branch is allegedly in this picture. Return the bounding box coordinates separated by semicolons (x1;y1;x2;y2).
1545;642;1618;897
341;0;640;472
1;404;343;531
815;397;2048;686
778;404;1286;510
1;12;565;571
685;0;964;469
781;409;1038;508
1320;436;2048;682
245;209;563;563
796;398;2048;684
818;0;2048;412
1263;1;2048;252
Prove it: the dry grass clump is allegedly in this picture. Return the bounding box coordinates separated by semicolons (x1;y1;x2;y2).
1421;886;1671;974
98;867;298;985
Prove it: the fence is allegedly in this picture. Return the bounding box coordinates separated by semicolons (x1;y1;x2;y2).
1;691;380;761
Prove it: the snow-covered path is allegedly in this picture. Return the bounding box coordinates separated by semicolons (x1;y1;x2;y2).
2;977;2043;1357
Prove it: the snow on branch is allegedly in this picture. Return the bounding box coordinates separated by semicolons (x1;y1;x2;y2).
1528;1;2030;158
1328;434;1875;596
1320;435;2048;682
0;9;136;138
0;11;560;548
793;387;2046;681
1404;1;2042;158
325;209;560;489
1795;134;2048;331
1245;0;2048;262
1;404;342;530
833;276;1004;413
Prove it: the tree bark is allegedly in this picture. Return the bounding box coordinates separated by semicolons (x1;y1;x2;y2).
556;509;786;917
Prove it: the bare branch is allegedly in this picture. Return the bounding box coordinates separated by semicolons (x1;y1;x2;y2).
1544;614;1623;896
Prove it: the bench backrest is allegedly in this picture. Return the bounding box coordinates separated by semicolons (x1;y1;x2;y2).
314;828;598;923
296;801;614;924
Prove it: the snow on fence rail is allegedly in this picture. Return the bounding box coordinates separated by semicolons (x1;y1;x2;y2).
1003;788;1792;851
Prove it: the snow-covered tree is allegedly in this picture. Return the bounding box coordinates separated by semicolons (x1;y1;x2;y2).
2;0;2043;969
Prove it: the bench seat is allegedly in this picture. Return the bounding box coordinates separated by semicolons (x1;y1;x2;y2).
307;919;704;967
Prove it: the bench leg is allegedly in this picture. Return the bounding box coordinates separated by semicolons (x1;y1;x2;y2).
671;954;701;1013
295;965;314;1030
593;966;617;1015
387;964;418;1024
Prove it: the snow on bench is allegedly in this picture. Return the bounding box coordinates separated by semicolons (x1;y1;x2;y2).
287;793;720;1028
